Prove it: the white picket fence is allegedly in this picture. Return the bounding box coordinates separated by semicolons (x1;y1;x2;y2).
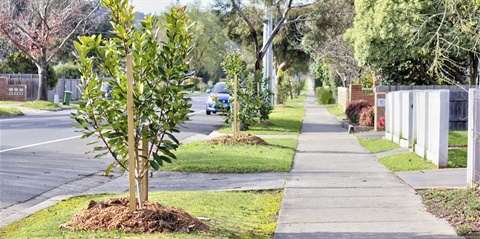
467;89;480;186
385;90;450;168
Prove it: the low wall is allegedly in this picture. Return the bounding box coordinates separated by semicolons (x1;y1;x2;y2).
337;87;349;110
0;77;27;101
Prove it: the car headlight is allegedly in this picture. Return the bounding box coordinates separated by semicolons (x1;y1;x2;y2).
207;96;215;103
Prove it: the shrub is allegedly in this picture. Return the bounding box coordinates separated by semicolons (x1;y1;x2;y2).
345;99;371;123
315;87;335;104
359;106;375;126
377;116;385;129
54;62;81;79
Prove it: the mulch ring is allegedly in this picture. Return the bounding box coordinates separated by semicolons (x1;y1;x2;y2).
60;197;209;234
206;134;268;145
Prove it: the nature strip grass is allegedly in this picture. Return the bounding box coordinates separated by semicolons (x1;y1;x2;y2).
0;190;283;239
0;107;23;116
324;104;346;118
378;152;437;172
357;138;400;153
419;188;480;238
162;138;297;173
219;103;305;135
21;100;60;110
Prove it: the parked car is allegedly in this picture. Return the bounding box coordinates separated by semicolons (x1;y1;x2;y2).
206;82;230;115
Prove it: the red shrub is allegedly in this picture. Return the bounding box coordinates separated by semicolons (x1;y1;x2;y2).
359;106;375;126
345;100;372;123
377;116;385;129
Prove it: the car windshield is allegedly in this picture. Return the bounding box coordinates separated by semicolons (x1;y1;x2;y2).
212;83;230;94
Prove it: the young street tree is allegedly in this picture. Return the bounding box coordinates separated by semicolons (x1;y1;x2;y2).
0;0;100;100
73;0;193;209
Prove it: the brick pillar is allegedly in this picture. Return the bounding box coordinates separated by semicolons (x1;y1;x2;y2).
375;92;386;131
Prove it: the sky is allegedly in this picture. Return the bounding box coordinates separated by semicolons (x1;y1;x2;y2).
130;0;215;14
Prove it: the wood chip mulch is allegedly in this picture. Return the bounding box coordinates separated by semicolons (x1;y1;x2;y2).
60;197;209;234
206;134;268;145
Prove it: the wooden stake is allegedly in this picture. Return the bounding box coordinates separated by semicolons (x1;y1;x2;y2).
126;54;136;212
142;132;148;201
233;74;239;138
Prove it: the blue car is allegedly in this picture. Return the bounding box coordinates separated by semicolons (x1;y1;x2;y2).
206;82;230;115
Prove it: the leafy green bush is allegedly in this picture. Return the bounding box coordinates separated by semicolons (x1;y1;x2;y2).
315;87;335;104
54;62;81;79
345;99;371;123
0;52;58;88
358;106;375;126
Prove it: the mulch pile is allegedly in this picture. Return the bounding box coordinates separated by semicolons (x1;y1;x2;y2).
207;134;268;145
60;198;209;234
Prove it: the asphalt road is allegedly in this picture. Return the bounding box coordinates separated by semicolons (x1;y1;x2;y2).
0;94;224;215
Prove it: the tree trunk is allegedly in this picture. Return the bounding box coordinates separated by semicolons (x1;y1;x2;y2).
36;61;49;101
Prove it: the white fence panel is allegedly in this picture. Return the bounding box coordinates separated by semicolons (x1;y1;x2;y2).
414;91;428;157
392;91;402;143
400;91;414;148
425;90;449;168
385;93;394;140
386;89;450;168
467;89;480;186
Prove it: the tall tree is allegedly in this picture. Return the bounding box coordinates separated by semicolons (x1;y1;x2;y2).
419;0;480;85
215;0;314;71
0;0;100;100
344;0;471;85
300;0;361;86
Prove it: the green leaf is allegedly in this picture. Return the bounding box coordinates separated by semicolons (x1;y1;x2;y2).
105;162;114;175
152;152;164;166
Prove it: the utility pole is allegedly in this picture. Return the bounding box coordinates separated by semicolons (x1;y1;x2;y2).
263;4;275;105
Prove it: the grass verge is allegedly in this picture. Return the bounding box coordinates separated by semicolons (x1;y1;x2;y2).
378;152;437;172
324;104;346;118
163;138;297;173
219;103;305;135
0;190;283;239
419;188;480;238
357;138;400;153
21;100;60;110
0;107;23;116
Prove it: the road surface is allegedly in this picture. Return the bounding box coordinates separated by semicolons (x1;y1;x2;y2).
0;94;224;217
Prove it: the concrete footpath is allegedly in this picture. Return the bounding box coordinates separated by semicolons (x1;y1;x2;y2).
273;83;460;238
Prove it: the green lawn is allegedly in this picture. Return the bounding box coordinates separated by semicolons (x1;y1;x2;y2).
378;152;437;172
448;148;468;168
21;100;60;110
324;104;346;118
163;138;297;173
0;107;23;116
449;130;468;146
219;103;305;135
357;138;400;153
0;190;282;239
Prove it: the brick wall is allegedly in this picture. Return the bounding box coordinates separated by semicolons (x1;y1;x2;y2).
349;84;375;105
375;92;386;131
0;77;27;101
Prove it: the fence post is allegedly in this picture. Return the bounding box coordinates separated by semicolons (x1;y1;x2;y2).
414;91;428;157
426;90;449;168
392;91;402;143
385;93;394;140
467;89;480;186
